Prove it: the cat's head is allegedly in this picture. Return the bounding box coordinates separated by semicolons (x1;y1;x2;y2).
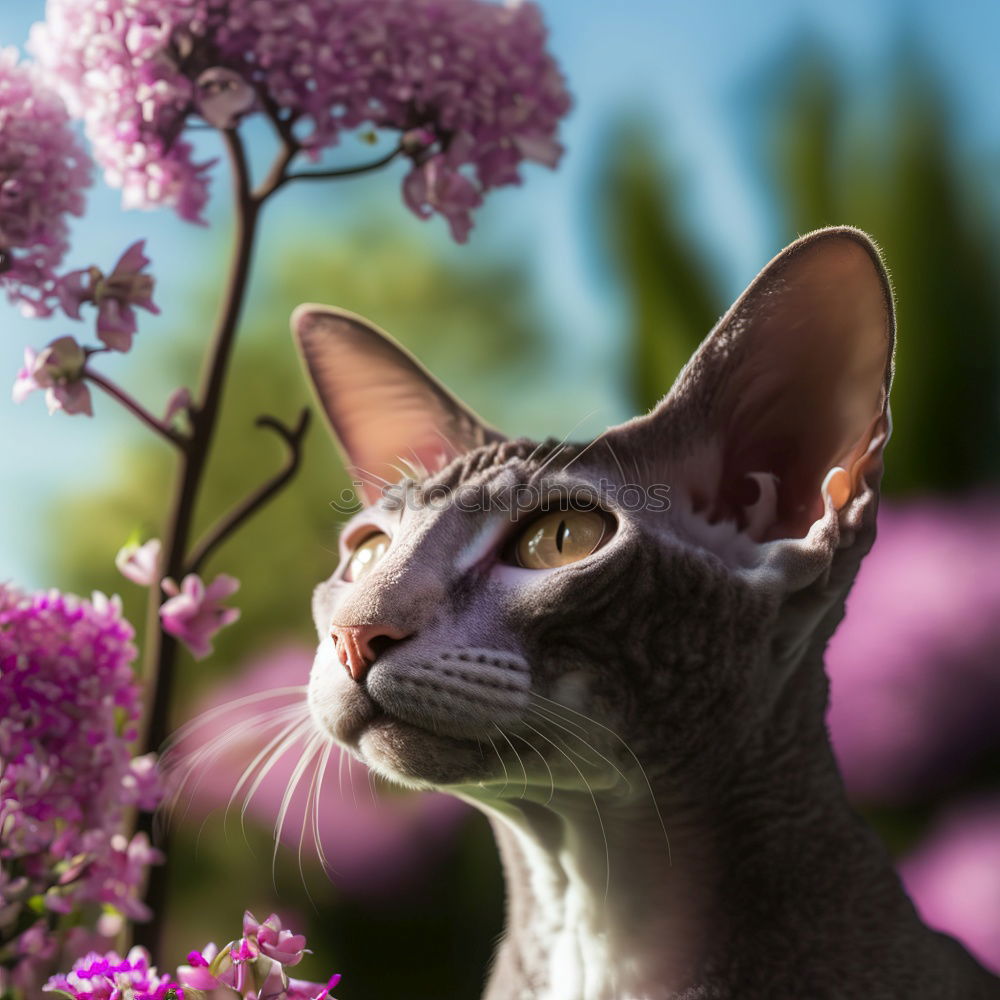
292;227;893;798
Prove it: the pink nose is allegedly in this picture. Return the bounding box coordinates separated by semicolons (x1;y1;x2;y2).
330;623;411;682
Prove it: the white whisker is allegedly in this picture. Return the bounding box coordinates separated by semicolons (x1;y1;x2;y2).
486;734;510;796
164;687;308;748
529;705;632;790
495;724;528;798
530;692;672;866
521;719;610;903
312;740;334;876
236;716;314;844
512;729;555;806
274;730;324;889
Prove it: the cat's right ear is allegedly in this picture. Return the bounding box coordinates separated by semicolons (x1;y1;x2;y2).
292;305;503;503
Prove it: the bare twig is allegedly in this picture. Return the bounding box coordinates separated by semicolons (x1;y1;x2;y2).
84;368;187;450
277;143;404;191
185;408;312;574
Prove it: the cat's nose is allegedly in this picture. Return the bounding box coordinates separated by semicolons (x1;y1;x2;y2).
330;623;411;682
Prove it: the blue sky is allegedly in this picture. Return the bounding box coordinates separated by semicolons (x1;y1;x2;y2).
3;0;1000;588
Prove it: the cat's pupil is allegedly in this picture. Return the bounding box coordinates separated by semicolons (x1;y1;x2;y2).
555;520;568;552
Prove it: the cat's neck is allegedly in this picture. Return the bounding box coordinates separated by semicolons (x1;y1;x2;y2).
470;668;986;1000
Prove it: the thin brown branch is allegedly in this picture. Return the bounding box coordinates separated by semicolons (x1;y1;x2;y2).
133;129;260;957
85;368;187;449
185;408;312;574
277;143;404;190
253;90;302;201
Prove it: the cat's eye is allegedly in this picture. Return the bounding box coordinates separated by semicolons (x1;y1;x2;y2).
344;531;390;582
513;510;610;570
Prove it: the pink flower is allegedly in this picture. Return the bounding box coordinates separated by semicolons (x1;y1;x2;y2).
403;155;483;243
115;538;163;587
57;240;159;352
0;48;91;315
160;573;241;660
122;754;164;812
244;912;307;967
175;918;340;999
0;583;161;989
44;946;180;1000
12;335;92;416
287;973;342;1000
30;0;570;236
176;944;220;991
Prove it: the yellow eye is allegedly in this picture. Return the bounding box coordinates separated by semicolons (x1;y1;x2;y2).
345;532;390;582
515;510;609;570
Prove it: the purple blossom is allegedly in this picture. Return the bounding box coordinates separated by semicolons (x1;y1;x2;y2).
0;584;163;988
30;0;570;238
174;917;340;999
12;335;93;416
159;573;241;660
43;946;182;1000
827;497;1000;803
0;47;91;315
116;538;163;588
900;795;1000;975
57;241;160;352
243;912;307;967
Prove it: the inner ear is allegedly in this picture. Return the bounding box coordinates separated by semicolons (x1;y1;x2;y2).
293;305;504;503
620;228;894;541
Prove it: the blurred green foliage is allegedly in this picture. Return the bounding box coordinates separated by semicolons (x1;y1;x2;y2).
46;44;1000;1000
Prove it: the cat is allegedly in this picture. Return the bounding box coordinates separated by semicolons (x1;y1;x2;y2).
291;227;1000;1000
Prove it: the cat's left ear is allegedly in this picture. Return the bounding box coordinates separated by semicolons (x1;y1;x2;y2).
613;227;894;541
293;305;503;503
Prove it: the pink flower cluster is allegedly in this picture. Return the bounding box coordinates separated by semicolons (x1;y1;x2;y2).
30;0;570;239
43;948;182;1000
0;47;90;315
45;913;341;1000
160;573;241;660
0;584;163;987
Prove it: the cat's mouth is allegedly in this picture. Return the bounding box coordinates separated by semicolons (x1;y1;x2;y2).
322;675;492;787
332;681;481;751
328;683;386;747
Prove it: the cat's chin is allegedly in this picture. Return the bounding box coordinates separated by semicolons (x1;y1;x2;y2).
356;715;491;788
310;675;496;788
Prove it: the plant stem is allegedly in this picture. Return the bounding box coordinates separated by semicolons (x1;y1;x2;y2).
277;143;403;190
85;368;187;449
185;409;311;575
131;120;400;959
133;129;260;956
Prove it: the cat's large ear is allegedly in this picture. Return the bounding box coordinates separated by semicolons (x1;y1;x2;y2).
617;227;894;541
293;305;503;503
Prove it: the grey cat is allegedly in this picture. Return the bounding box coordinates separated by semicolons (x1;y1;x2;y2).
292;228;1000;1000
